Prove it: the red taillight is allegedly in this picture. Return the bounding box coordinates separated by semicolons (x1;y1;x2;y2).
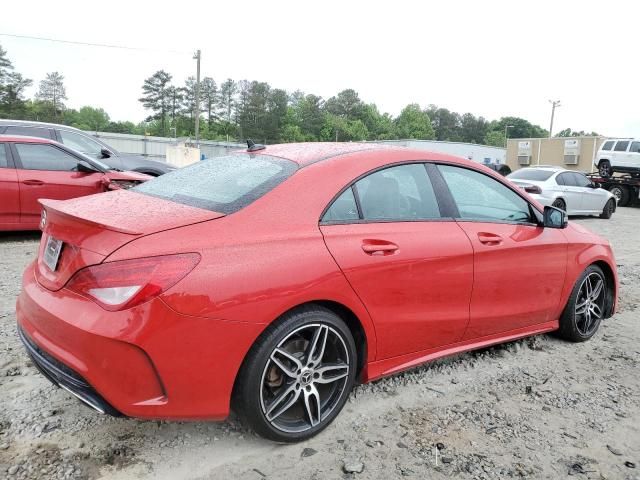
66;253;200;311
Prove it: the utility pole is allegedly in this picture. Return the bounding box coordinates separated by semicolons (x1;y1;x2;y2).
193;49;201;145
548;100;561;138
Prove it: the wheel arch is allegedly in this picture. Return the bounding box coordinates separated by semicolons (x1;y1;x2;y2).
231;299;371;405
592;260;617;318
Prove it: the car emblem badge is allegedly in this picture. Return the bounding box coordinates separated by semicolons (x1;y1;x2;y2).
40;210;47;230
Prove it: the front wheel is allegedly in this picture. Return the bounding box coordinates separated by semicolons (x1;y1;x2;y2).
599;199;615;219
234;306;357;442
557;265;609;342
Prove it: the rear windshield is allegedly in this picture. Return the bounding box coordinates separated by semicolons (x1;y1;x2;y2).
507;169;554;181
133;154;297;214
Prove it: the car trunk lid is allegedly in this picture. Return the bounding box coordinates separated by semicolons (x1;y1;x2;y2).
36;189;224;291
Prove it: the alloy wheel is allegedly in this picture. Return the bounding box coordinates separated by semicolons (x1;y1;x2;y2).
574;272;606;336
599;162;611;177
259;323;350;433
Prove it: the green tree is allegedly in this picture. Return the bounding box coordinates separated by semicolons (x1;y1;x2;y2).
394;104;435;139
555;128;600;137
200;77;217;127
426;105;462;141
139;70;173;136
484;130;505;147
489;116;548;139
36;72;67;120
65;106;110;131
324;89;365;120
460;113;489;144
217;78;237;141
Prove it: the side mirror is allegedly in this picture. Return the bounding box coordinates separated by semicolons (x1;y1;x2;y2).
100;148;112;159
76;160;100;173
591;182;601;189
543;206;568;229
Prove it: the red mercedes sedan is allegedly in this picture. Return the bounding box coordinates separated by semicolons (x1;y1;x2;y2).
0;135;150;231
16;142;618;442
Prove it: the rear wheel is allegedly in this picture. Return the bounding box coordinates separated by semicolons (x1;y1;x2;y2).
609;185;630;207
557;265;608;342
598;160;612;178
599;199;615;219
234;306;357;442
552;198;566;211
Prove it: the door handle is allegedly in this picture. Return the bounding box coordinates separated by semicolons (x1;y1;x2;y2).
361;241;399;255
477;232;503;246
22;179;45;186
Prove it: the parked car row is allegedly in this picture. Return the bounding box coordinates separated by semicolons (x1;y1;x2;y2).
0;135;150;230
0;120;175;176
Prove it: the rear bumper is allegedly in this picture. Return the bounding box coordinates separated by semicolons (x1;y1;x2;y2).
18;327;121;416
16;261;265;420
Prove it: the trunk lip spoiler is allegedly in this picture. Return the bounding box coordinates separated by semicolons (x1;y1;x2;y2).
39;199;141;235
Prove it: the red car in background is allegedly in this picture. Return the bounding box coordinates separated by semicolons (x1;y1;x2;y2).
16;142;618;442
0;135;150;231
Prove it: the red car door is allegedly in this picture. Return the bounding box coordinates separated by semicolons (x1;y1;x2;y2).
0;142;20;227
436;164;567;339
320;163;474;360
12;142;105;226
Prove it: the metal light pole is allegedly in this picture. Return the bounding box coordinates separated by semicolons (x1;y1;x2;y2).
504;125;514;148
548;100;561;138
193;49;201;145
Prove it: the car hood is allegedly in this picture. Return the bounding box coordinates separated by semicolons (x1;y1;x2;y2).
104;170;151;182
113;154;177;174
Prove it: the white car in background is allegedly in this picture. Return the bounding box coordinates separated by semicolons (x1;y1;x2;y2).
507;167;617;219
595;138;640;178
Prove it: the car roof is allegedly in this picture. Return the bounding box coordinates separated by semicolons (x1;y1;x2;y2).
245;142;475;168
0;118;83;133
0;134;53;143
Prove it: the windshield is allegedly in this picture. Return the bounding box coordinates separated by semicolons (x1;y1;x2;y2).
508;169;555;181
132;154;298;213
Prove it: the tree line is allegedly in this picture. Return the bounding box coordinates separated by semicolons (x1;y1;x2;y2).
0;43;597;146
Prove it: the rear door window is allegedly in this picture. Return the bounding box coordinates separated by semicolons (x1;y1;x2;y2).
133;154;297;214
14;143;79;171
355;164;441;221
614;141;630;152
601;140;614;151
4;126;53;139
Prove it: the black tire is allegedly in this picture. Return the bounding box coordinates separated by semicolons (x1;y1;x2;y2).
557;265;608;342
598;160;612;178
609;185;630;207
233;306;357;442
599;199;615;219
552;198;566;211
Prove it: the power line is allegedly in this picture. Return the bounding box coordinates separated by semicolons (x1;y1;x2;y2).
0;32;189;55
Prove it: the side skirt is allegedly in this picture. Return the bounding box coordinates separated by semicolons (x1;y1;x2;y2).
365;320;558;382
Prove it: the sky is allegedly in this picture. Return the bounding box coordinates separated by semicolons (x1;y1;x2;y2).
1;0;639;137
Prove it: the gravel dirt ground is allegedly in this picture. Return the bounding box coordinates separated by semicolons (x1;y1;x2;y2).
1;209;639;480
